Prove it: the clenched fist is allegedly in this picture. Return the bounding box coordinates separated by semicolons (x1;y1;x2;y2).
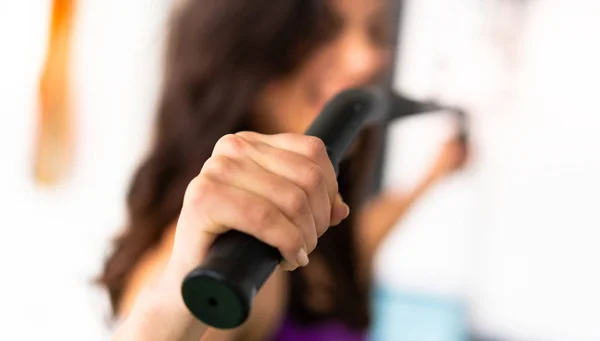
167;132;350;280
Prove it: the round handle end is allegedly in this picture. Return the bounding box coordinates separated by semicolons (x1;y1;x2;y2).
181;268;252;329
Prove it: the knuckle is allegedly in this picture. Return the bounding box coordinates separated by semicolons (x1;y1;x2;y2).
252;202;278;228
314;214;329;234
304;136;326;160
235;131;257;140
285;188;309;216
216;133;247;155
278;132;296;141
183;175;215;206
317;223;330;238
306;233;318;253
202;155;236;177
303;164;325;191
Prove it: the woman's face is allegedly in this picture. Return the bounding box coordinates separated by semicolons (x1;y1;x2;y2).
255;0;392;134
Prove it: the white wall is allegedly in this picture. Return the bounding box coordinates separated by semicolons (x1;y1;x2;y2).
0;1;169;339
375;0;600;340
2;1;600;340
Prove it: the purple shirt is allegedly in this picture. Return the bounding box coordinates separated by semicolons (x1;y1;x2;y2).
272;316;366;341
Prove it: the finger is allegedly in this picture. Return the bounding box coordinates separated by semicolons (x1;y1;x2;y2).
183;175;309;268
236;132;338;207
201;155;318;253
330;193;350;226
244;141;332;236
280;259;299;272
212;134;333;236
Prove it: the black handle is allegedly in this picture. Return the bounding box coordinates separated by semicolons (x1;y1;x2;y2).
453;107;469;144
181;87;383;329
181;230;280;329
387;92;470;144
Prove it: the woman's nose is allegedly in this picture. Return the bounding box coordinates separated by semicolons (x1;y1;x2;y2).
337;30;386;85
322;30;387;100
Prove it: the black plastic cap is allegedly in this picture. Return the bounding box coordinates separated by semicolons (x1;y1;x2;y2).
181;267;251;329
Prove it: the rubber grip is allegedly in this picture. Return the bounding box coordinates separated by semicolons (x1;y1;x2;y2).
181;87;380;329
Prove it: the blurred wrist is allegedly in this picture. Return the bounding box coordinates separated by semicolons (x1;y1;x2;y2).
426;165;445;184
125;268;206;340
151;266;196;318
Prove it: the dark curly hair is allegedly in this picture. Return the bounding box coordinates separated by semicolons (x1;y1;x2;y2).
99;0;382;330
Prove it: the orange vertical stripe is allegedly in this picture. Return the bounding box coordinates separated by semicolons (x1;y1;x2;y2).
35;0;76;185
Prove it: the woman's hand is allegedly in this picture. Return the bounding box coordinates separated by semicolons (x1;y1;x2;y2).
429;137;468;180
169;132;349;278
113;132;348;341
355;136;468;268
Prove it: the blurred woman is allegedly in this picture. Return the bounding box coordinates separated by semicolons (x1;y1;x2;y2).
102;1;467;340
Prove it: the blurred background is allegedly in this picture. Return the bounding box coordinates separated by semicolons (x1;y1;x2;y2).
1;0;599;340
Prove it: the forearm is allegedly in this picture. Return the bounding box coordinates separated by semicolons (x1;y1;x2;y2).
358;170;440;260
112;269;207;341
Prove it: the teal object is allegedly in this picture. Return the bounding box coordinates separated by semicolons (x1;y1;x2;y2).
370;285;469;341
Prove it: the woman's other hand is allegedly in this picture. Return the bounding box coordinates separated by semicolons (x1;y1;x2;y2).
429;137;468;180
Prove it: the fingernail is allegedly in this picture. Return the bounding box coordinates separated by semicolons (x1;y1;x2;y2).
280;259;298;271
296;248;309;267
